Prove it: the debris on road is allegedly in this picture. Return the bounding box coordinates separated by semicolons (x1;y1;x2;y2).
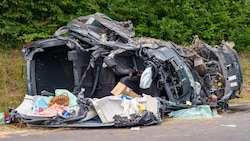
168;105;221;119
9;12;243;127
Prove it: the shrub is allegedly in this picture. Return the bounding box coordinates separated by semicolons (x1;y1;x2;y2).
0;0;249;50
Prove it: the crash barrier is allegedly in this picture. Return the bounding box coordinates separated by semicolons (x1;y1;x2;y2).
8;12;243;127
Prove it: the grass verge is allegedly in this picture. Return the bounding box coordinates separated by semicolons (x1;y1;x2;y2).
0;48;26;113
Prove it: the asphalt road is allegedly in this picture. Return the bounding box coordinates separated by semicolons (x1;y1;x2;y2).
1;103;250;141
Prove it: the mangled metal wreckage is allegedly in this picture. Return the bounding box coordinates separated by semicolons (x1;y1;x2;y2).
11;12;243;127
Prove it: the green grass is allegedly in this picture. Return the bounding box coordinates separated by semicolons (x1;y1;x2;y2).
0;48;26;112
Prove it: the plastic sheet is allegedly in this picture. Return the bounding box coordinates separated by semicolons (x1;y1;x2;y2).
168;105;220;119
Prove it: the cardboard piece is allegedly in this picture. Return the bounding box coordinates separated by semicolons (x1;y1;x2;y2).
111;82;139;98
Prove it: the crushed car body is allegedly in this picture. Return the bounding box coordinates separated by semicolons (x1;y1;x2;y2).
11;12;243;127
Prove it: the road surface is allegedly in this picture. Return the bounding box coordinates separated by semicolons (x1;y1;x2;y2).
1;103;250;141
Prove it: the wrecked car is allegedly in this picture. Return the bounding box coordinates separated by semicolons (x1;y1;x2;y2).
10;12;243;127
182;36;243;108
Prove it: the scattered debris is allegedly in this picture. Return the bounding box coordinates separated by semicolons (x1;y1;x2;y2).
168;105;221;119
220;124;237;127
0;112;9;124
8;12;243;127
130;126;140;130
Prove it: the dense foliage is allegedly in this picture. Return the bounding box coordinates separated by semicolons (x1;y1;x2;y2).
0;0;249;51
